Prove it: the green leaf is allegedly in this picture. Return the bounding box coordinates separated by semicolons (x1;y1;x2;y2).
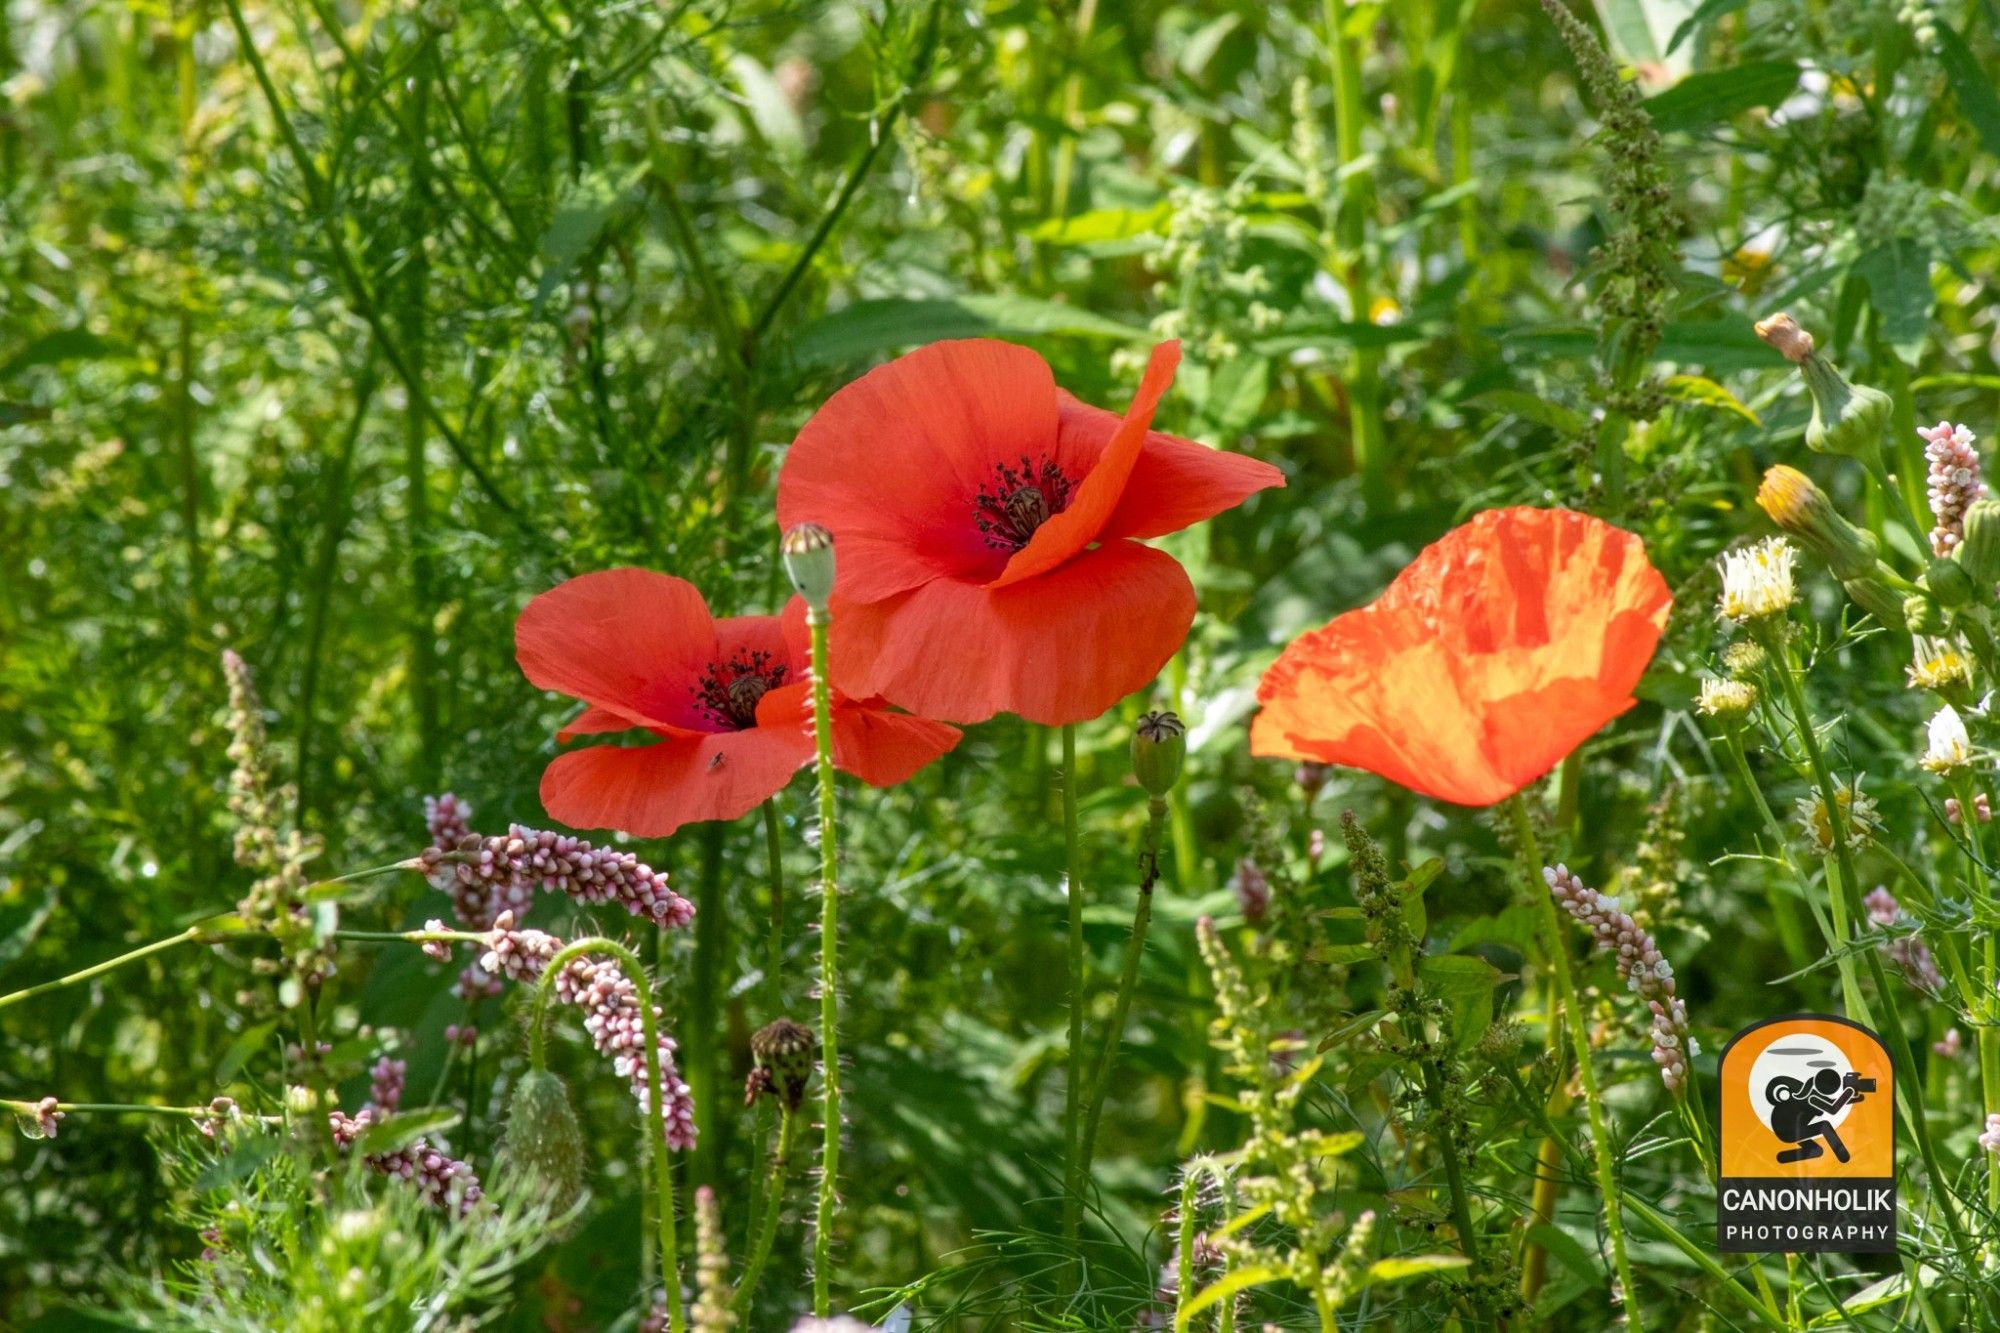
789;294;1147;368
1643;61;1799;133
1667;0;1749;56
1402;857;1445;894
727;54;806;160
1525;1222;1599;1282
1417;953;1509;1047
2;328;129;379
1178;1265;1286;1328
193;1134;283;1191
1028;203;1170;245
1663;374;1760;425
1465;390;1587;436
354;1107;463;1158
1936;24;2000;161
1852;238;1933;358
1312;942;1379;967
1367;1254;1473;1283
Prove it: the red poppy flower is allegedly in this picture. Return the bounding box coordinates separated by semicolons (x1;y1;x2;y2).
516;569;961;838
1250;507;1671;807
775;339;1284;725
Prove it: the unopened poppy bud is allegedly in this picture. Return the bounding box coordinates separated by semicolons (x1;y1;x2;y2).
1131;710;1186;796
747;1018;816;1113
1756;465;1877;578
1927;558;1975;609
497;1068;587;1219
1902;593;1941;635
1756;313;1891;465
1958;499;2000;589
780;524;836;613
1838;575;1906;628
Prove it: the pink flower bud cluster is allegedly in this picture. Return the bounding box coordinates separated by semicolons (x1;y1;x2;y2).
1544;864;1693;1091
1947;794;1992;825
1923;420;1984;557
196;1096;238;1139
1982;1113;2000;1155
480;912;698;1151
33;1097;63;1139
1861;886;1943;994
328;1107;483;1216
369;1057;406;1114
1935;1028;1963;1059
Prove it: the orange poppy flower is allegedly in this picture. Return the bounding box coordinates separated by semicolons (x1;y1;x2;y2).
515;569;961;838
775;339;1285;725
1251;507;1670;806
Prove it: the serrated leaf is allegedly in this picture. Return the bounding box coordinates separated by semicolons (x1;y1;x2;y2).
1852;238;1932;358
1664;374;1760;425
1643;60;1799;132
1368;1254;1473;1283
1417;953;1509;1047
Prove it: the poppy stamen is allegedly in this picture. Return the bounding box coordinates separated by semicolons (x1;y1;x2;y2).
974;455;1075;551
692;650;787;730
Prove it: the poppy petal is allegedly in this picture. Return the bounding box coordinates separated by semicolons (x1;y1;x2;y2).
831;540;1197;725
754;670;962;785
991;341;1180;588
1251;507;1669;807
539;729;814;839
777;339;1062;601
517;569;720;733
1060;410;1287;542
558;705;645;743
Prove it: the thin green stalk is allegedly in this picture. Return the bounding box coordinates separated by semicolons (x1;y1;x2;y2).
1510;797;1643;1333
732;1107;800;1318
1714;728;1813;969
1060;723;1087;1262
764;800;787;1013
1758;630;1993;1323
807;609;842;1317
2;1100;282;1125
1077;796;1167;1179
0;919;228;1012
1324;0;1387;512
689;832;728;1192
530;937;684;1333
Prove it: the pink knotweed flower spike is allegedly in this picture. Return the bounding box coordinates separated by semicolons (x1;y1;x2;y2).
1544;864;1695;1091
1923;421;1984;557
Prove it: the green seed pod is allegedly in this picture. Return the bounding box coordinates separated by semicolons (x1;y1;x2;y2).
1839;575;1908;628
1131;710;1187;797
1755;314;1892;466
497;1068;587;1220
1900;592;1939;635
1927;558;1975;609
1956;499;2000;592
746;1018;816;1113
780;524;836;614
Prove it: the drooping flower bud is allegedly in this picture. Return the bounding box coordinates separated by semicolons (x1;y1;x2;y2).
1957;498;2000;589
1926;557;1975;609
1901;593;1941;635
1131;710;1187;797
745;1018;816;1113
1755;313;1893;465
1756;465;1878;578
497;1068;588;1219
780;524;836;614
1837;576;1907;629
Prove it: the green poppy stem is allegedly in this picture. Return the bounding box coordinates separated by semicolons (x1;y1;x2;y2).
764;799;787;1013
806;608;843;1317
732;1106;800;1318
1076;795;1167;1183
1060;722;1086;1269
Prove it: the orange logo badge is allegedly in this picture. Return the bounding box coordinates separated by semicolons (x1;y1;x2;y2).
1717;1014;1896;1253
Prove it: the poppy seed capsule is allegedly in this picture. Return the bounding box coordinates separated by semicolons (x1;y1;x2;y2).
1957;499;2000;589
1755;313;1891;465
1131;710;1187;796
497;1068;587;1219
780;524;836;613
747;1018;816;1112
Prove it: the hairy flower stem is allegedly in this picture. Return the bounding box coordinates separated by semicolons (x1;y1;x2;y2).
531;938;685;1333
763;801;786;1013
807;610;842;1317
1508;797;1642;1332
1077;796;1167;1183
732;1107;799;1318
1758;636;1994;1322
1060;722;1087;1272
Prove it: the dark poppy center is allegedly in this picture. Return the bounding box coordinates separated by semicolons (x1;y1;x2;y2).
692;650;787;730
974;456;1075;551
